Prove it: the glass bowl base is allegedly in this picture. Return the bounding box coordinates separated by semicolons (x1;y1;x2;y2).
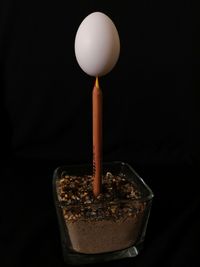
62;242;143;265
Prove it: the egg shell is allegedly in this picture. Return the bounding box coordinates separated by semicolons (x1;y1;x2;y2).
74;11;120;77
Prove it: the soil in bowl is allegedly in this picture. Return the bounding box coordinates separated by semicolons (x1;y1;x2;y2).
56;171;147;254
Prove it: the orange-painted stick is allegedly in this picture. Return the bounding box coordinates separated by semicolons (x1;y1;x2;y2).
92;77;102;197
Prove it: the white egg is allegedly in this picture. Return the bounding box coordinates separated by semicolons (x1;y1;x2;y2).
74;11;120;77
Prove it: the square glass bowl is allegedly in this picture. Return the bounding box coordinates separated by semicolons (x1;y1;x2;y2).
53;161;154;265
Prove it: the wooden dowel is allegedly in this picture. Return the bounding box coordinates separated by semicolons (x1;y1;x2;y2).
92;77;102;197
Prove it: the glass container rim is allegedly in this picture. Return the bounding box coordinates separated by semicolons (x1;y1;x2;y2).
53;161;154;204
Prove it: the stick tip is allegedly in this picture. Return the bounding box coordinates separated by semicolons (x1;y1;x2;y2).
95;77;99;89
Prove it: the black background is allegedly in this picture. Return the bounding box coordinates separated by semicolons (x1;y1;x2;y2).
0;1;198;267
